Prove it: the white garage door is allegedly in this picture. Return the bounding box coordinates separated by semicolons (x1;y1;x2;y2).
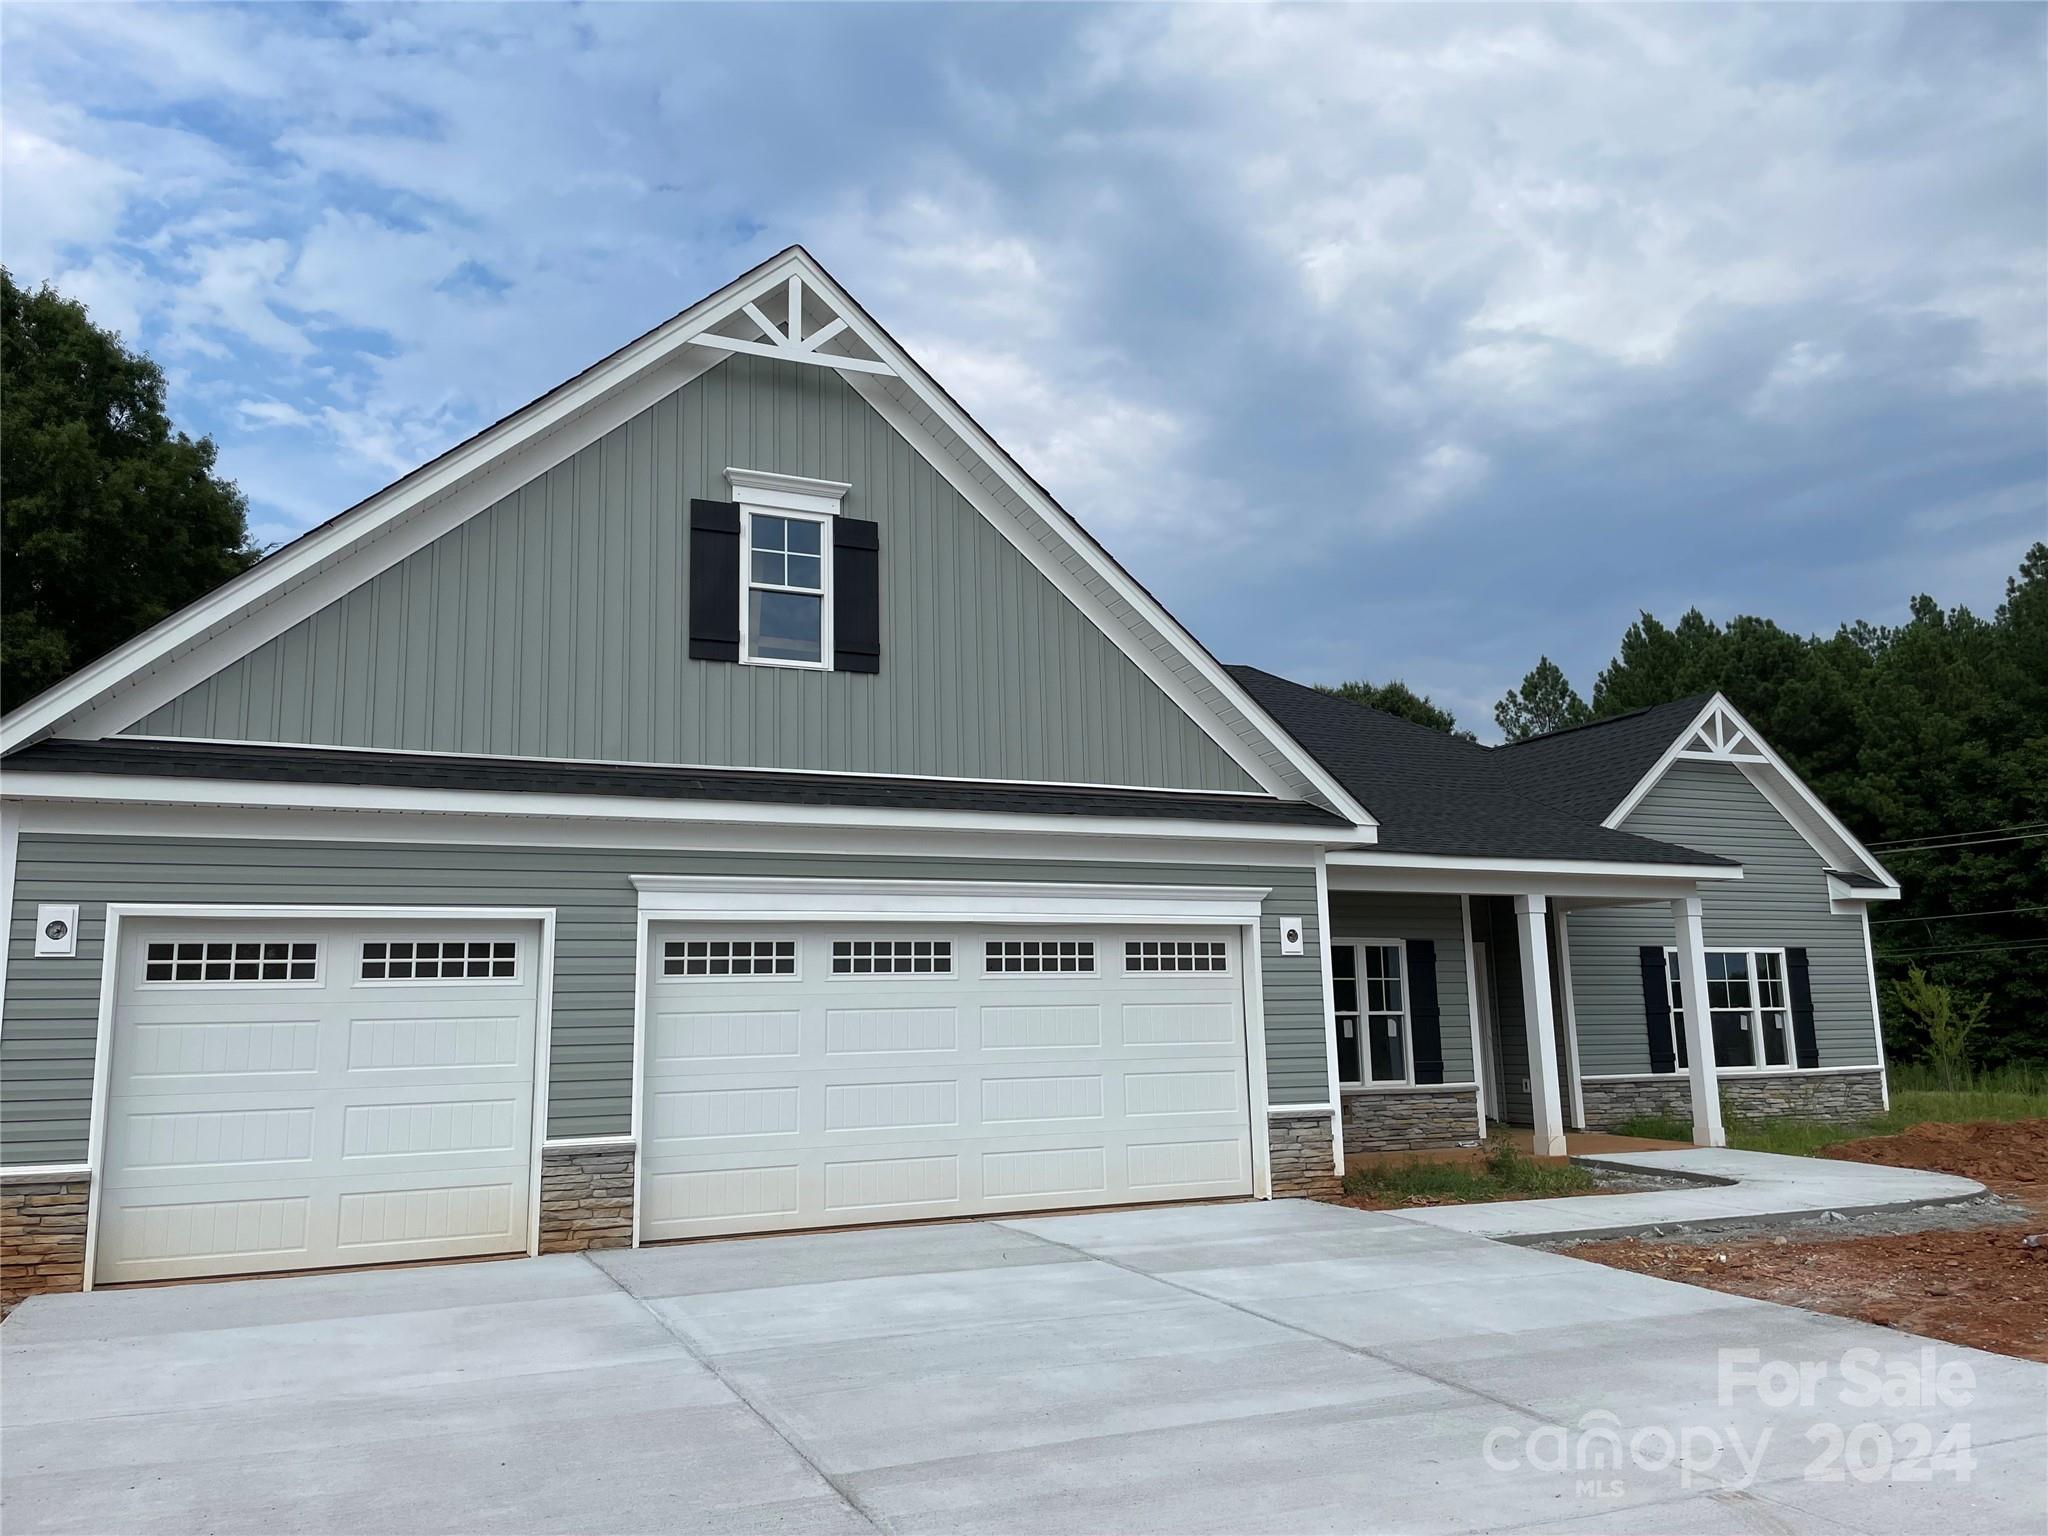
95;918;540;1285
640;924;1254;1241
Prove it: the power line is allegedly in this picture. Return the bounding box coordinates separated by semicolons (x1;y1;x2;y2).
1870;831;2048;856
1877;938;2048;961
1871;904;2048;926
1867;821;2048;851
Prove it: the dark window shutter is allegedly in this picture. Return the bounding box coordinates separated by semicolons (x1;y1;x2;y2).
688;499;741;663
1405;938;1443;1084
1641;946;1677;1074
833;518;880;674
1786;947;1821;1069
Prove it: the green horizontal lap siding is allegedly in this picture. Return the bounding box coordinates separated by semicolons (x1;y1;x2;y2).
128;355;1256;794
2;834;1317;1164
1567;760;1880;1075
1329;891;1473;1084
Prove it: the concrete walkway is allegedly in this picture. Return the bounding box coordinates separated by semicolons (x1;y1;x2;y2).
1384;1146;1987;1242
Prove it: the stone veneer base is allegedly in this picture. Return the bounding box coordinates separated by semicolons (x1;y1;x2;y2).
1580;1069;1888;1130
1341;1086;1483;1153
537;1144;635;1253
2;1171;90;1313
1267;1111;1341;1197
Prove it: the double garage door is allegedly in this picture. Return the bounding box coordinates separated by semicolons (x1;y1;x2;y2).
640;924;1255;1241
94;916;1254;1283
95;918;540;1286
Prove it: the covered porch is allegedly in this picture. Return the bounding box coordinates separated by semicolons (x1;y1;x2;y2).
1323;853;1744;1165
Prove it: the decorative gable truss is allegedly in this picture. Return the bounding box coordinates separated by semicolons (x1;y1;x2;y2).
1676;700;1768;763
687;273;895;377
1606;693;1899;905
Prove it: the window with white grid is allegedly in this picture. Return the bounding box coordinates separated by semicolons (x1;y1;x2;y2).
831;938;953;976
361;939;517;981
664;938;797;978
984;939;1095;974
1123;939;1229;974
144;940;319;985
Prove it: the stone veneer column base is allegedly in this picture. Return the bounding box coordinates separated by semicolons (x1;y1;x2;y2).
538;1144;635;1253
1341;1086;1482;1153
1266;1111;1341;1197
2;1170;90;1312
1580;1068;1888;1130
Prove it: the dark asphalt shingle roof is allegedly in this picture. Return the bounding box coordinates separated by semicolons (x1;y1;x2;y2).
4;737;1347;828
1486;694;1713;823
1225;668;1732;867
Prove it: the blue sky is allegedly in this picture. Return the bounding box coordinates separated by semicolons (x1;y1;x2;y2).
4;3;2043;738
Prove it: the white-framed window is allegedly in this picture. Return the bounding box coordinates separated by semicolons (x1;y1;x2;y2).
143;939;320;986
1663;948;1794;1071
664;938;798;979
831;938;953;976
1123;939;1229;974
1332;939;1410;1086
742;508;830;668
360;939;518;983
984;938;1095;975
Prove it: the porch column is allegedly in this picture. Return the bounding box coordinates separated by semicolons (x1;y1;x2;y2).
1670;894;1727;1147
1512;895;1567;1157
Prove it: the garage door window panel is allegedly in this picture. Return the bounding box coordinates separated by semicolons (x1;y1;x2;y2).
984;939;1095;975
832;938;954;976
664;938;799;978
143;939;320;986
360;939;517;983
1123;939;1229;975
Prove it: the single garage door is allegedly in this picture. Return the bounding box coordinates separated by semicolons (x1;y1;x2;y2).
94;918;541;1285
641;924;1254;1241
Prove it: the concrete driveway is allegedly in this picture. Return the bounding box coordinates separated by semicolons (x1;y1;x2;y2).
4;1200;2042;1535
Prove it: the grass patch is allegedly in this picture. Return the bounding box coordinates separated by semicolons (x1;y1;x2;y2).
1341;1133;1597;1206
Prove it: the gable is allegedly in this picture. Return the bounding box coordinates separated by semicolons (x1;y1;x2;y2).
123;354;1261;792
1618;759;1824;877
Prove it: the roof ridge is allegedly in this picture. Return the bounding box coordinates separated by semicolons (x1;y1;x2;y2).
1496;691;1715;749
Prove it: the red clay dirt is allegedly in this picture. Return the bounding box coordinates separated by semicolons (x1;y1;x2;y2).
1569;1119;2048;1363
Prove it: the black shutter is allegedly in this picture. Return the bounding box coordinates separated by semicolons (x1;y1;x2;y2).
688;499;741;663
1405;938;1444;1084
833;518;880;674
1786;947;1821;1069
1641;946;1677;1073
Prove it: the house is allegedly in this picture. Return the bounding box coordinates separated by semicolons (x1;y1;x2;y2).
0;248;1901;1306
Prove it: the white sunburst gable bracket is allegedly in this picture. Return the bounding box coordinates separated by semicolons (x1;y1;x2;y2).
685;271;897;376
1675;699;1768;763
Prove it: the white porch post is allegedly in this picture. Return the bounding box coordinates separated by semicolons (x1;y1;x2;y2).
1670;894;1726;1148
1512;894;1567;1157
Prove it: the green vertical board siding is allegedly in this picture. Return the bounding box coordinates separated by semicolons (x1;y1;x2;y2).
1328;891;1473;1083
128;355;1257;793
2;835;1323;1164
1566;760;1880;1075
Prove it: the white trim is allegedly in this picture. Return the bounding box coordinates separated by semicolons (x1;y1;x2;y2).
1860;908;1892;1112
1555;910;1587;1130
1659;943;1799;1073
110;733;1293;802
543;1136;635;1150
1266;1103;1335;1115
1327;850;1741;889
1581;1065;1885;1083
4;771;1351;846
1603;695;1898;893
1459;896;1486;1137
1242;918;1273;1200
78;903;556;1291
1511;893;1567;1157
628;910;651;1247
628;875;1270;924
4;247;1354;836
0;1163;92;1181
725;467;850;517
1313;855;1343;1177
1330;935;1415;1089
1828;872;1904;912
0;802;18;1042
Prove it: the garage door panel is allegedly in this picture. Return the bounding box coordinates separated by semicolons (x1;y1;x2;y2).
642;924;1253;1242
98;920;539;1284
